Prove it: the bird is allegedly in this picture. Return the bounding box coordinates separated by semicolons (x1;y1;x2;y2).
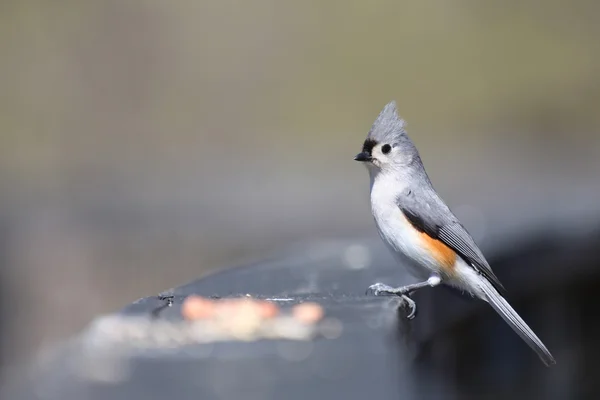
354;101;556;366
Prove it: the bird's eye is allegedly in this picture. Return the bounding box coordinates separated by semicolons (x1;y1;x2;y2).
381;144;391;154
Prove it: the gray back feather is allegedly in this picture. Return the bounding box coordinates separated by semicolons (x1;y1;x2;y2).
396;185;505;293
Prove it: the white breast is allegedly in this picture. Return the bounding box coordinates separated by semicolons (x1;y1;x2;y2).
369;173;443;278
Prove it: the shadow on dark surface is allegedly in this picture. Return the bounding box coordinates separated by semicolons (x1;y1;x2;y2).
3;218;599;400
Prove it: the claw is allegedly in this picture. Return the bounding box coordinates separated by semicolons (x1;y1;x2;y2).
366;283;419;320
366;282;396;296
401;295;417;320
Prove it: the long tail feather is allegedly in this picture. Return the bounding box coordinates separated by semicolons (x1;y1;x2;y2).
479;279;556;366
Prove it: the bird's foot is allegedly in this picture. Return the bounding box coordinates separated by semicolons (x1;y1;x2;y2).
366;282;409;296
398;294;417;320
366;283;417;319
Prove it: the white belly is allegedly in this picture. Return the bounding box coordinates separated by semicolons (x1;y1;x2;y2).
369;177;443;279
366;172;486;297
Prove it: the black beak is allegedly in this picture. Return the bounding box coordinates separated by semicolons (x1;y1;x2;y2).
354;152;371;162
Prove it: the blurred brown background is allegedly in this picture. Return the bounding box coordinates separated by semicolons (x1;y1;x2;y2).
1;0;599;379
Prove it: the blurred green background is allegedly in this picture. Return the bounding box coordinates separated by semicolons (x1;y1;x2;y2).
1;0;599;376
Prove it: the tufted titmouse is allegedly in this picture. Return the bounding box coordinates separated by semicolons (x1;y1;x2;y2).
354;101;556;366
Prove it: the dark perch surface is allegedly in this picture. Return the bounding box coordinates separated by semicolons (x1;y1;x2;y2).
5;218;600;400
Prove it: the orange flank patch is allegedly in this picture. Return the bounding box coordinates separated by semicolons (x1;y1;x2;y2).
418;232;456;271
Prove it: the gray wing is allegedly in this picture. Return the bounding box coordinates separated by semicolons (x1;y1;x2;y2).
397;188;505;293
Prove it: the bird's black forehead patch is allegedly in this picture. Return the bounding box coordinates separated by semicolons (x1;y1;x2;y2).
362;138;377;154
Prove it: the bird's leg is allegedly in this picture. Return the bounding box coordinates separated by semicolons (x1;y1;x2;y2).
366;276;441;297
366;276;441;319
